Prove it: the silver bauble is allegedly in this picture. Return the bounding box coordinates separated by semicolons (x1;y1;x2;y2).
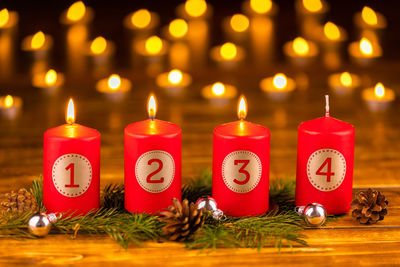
195;197;218;212
296;203;327;227
28;212;58;237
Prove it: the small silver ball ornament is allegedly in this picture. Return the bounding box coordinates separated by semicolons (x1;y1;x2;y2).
28;212;59;237
295;203;327;227
196;196;226;221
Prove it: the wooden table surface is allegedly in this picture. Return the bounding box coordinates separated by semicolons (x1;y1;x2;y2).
1;60;400;265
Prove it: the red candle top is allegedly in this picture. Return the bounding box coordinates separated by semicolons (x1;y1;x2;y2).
125;119;181;137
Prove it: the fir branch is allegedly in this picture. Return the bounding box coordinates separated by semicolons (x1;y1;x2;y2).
182;169;212;203
0;211;37;239
101;184;125;211
31;176;44;212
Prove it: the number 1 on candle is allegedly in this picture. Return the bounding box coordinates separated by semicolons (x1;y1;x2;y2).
65;163;79;188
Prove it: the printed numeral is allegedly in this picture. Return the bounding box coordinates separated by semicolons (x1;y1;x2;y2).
233;160;250;185
65;163;79;188
146;159;164;183
315;157;335;182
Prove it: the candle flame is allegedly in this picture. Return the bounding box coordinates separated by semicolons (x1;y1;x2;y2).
230;14;249;32
0;8;9;27
340;72;352;87
302;0;323;12
360;37;373;55
147;94;157;120
211;82;226;96
273;73;287;89
324;22;340;40
4;95;13;108
237;96;247;120
90;36;107;55
250;0;272;14
185;0;207;18
66;98;75;124
374;82;385;99
220;42;237;60
168;69;183;85
361;6;378;26
169;19;188;38
66;1;86;22
108;74;121;90
293;37;309;56
45;69;57;86
31;31;45;50
145;36;162;55
131;9;151;28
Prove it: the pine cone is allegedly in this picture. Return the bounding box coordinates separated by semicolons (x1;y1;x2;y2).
351;188;388;224
0;188;38;214
159;198;205;241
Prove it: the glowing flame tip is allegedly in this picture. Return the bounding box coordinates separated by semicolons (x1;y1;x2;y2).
66;98;75;124
147;94;157;119
238;96;247;120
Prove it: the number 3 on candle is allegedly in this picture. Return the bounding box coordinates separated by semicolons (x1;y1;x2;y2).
222;150;262;194
135;150;175;193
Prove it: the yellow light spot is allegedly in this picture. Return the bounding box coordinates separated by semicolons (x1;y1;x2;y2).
374;82;385;99
66;98;75;124
4;95;13;108
131;9;151;28
360;37;373;55
211;82;225;96
324;22;340;40
237;95;247;120
0;8;9;27
66;1;86;22
169;19;188;38
168;69;183;85
302;0;322;12
293;37;309;56
107;74;121;90
273;73;287;89
147;94;157;119
145;36;163;55
220;42;237;60
31;31;45;50
90;36;107;55
45;69;57;86
250;0;272;14
361;6;377;26
185;0;207;18
230;14;249;32
340;72;352;87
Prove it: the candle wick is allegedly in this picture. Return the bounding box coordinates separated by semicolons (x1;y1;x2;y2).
325;95;330;117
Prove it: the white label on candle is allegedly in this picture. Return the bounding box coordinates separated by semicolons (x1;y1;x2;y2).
307;149;346;192
52;153;92;197
222;150;262;193
135;150;175;193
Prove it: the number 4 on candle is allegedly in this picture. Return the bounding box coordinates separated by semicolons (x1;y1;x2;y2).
316;157;335;182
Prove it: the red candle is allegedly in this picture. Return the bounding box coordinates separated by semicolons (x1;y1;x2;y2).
125;94;181;213
43;99;100;215
296;95;355;214
213;96;270;217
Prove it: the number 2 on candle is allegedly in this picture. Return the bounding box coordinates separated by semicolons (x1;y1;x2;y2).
316;157;335;182
146;159;164;183
65;163;79;188
233;160;250;185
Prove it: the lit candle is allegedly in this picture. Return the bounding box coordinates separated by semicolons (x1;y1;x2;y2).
176;0;212;20
283;37;318;66
164;19;190;70
348;37;381;66
354;6;387;42
320;21;347;70
362;82;395;112
96;74;132;102
124;94;181;213
21;31;53;60
328;71;360;96
260;73;296;101
242;0;278;17
201;82;238;106
222;14;250;45
210;42;245;69
0;8;19;30
43;99;100;215
156;69;192;97
295;0;329;41
0;94;22;120
124;9;160;34
296;95;354;215
32;69;65;95
86;36;115;69
213;96;270;217
59;1;93;25
135;35;168;63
